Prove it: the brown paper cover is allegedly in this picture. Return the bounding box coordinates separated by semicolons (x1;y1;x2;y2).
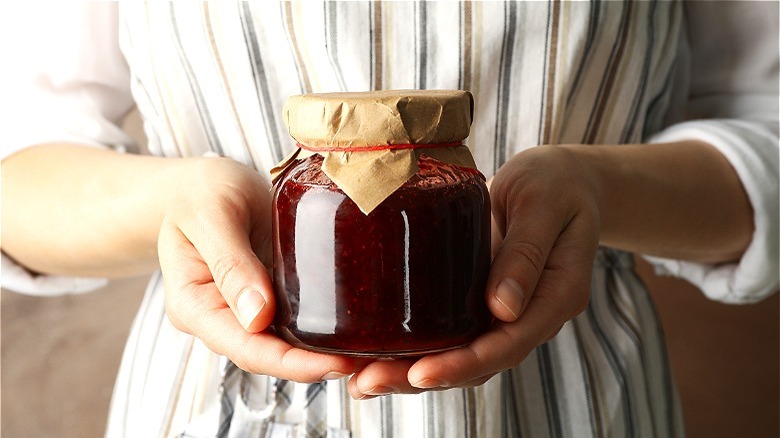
272;90;478;214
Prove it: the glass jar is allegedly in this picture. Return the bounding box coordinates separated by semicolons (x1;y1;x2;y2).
271;90;492;357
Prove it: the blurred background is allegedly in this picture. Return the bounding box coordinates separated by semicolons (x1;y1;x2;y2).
2;110;778;437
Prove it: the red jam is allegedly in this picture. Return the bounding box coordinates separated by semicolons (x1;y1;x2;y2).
272;154;492;356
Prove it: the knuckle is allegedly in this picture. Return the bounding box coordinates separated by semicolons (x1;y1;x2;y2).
210;256;245;298
562;280;591;318
230;355;253;374
164;306;188;334
472;330;520;373
162;282;190;333
504;239;546;278
570;290;590;316
497;328;530;368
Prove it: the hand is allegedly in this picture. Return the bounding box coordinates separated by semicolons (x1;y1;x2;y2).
347;145;600;398
158;157;357;382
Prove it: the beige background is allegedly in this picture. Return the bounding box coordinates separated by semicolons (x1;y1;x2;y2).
1;111;777;436
2;275;148;437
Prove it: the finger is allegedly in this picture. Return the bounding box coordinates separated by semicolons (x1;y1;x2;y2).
160;221;355;381
407;294;567;389
167;199;275;333
348;359;421;398
347;376;376;401
208;308;355;382
530;210;597;326
462;373;497;388
408;218;596;388
490;213;502;260
164;275;356;382
486;200;561;322
158;222;213;335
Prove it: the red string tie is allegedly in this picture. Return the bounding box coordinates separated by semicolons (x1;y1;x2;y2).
296;141;463;152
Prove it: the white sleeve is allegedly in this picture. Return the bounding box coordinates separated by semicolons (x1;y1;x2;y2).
0;2;135;158
644;2;779;304
0;3;135;295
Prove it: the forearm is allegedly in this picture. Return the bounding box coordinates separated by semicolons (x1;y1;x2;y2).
1;144;184;277
567;140;753;263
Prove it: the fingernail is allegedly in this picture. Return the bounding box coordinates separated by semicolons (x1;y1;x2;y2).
321;371;349;380
413;378;444;389
365;385;397;396
495;278;524;319
236;289;266;330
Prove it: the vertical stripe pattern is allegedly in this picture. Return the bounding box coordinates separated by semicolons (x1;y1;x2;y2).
415;1;427;90
460;1;472;92
237;3;286;163
324;2;348;92
370;1;383;90
282;1;313;94
583;1;635;144
492;0;518;172
540;0;561;145
110;1;687;437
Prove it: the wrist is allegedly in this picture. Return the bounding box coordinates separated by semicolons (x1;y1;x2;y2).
557;144;607;217
561;141;753;262
558;143;641;251
492;144;603;243
549;145;605;240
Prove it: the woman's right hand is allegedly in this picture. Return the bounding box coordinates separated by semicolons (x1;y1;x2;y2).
157;156;356;382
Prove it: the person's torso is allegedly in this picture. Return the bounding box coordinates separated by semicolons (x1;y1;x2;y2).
109;3;686;437
119;1;682;177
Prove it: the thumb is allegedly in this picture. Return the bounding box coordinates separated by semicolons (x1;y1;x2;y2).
177;213;275;334
487;199;560;323
210;251;275;334
486;216;554;322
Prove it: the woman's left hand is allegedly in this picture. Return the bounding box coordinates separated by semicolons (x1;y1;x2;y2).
347;145;601;398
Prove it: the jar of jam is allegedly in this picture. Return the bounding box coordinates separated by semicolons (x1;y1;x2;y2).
271;90;491;357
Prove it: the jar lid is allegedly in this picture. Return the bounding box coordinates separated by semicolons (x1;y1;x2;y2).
283;89;473;149
274;90;481;214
